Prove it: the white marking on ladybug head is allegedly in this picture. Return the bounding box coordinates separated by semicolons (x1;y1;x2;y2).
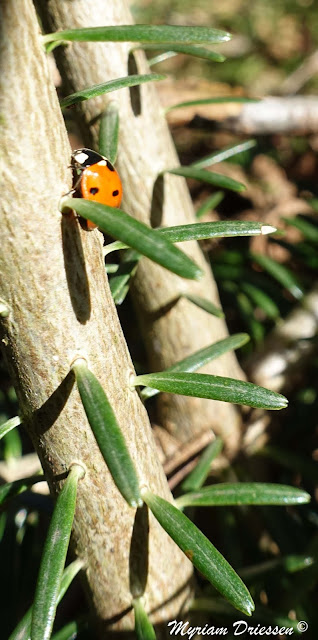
97;160;107;166
74;151;89;164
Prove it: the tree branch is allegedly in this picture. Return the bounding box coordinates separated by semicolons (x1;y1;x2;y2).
0;0;193;632
35;0;244;456
205;96;318;136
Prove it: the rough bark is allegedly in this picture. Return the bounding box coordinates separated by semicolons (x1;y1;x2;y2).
35;0;244;456
0;0;193;633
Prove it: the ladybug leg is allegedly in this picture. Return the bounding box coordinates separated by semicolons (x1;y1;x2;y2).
63;167;83;198
63;173;81;197
63;187;77;197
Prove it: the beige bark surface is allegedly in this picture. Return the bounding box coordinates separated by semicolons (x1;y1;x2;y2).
35;0;244;455
0;0;193;632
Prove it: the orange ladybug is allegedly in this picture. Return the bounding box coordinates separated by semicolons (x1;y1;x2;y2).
71;148;122;229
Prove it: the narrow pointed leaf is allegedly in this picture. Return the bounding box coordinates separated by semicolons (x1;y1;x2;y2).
250;252;304;300
241;282;280;319
3;427;22;461
0;475;44;506
0;416;20;441
9;559;83;640
284;554;314;573
61;74;165;108
133;598;156;640
105;263;120;274
72;361;142;507
183;293;224;318
142;491;254;616
166;166;245;192
140;334;250;400
157;221;270;242
135;372;288;410
282;215;318;245
140;43;225;62
241;555;314;581
103;240;128;255
166;96;258;112
110;260;139;304
105;220;271;252
51;618;88;640
148;51;178;66
196;192;224;219
99;101;119;164
31;465;83;640
43;25;231;47
61;198;203;280
176;483;311;508
170;334;250;374
191;140;256;170
51;621;79;640
55;558;85;604
237;292;265;343
181;438;224;492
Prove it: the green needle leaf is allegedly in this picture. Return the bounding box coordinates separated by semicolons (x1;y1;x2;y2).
72;361;142;508
237;292;265;343
0;475;44;506
196;192;224;219
169;334;250;373
134;372;288;410
282;215;318;245
166;96;258;112
148;51;178;66
104;220;274;253
166;166;246;192
103;240;129;255
99;101;119;164
43;25;231;46
9;559;83;640
181;438;224;492
157;220;273;242
61;198;203;280
241;282;280;319
61;74;165;108
250;252;304;300
240;554;314;581
183;293;224;318
31;466;84;640
191;140;257;170
142;491;254;616
140;334;250;400
133;598;156;640
176;483;311;508
0;415;21;441
109;260;139;305
140;43;225;62
51;620;81;640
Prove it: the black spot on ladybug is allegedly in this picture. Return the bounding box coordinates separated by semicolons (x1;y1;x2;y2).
90;187;99;195
112;190;119;197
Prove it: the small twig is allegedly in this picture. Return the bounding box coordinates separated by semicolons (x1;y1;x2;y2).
280;51;318;95
247;284;318;392
212;96;318;135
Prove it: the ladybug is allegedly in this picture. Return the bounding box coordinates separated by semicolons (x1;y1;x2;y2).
71;148;123;229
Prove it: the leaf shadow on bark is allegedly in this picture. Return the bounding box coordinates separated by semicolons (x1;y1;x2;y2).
151;174;165;229
61;213;91;324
